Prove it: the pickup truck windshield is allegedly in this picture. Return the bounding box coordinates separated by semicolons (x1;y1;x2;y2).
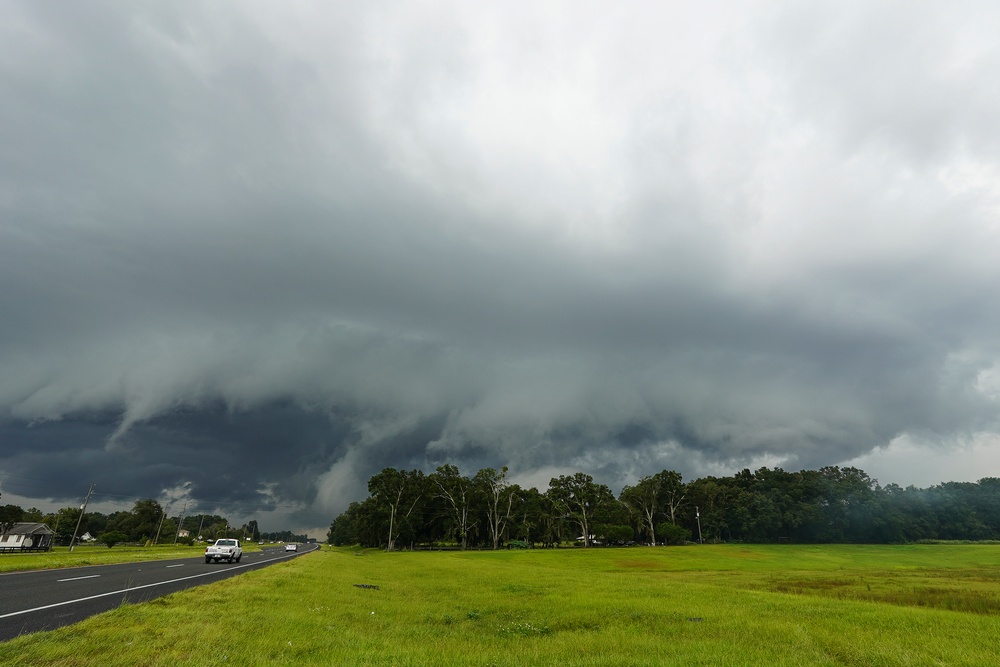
217;540;237;546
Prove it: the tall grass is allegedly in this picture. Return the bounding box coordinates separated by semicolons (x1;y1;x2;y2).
3;544;1000;666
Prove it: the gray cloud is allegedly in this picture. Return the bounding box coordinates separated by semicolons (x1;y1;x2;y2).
3;1;1000;534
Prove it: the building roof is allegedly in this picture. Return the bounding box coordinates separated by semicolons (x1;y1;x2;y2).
4;522;55;536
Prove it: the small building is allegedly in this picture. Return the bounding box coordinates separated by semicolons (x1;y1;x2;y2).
177;529;190;538
0;522;55;552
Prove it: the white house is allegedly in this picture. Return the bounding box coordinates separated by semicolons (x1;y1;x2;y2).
0;522;55;552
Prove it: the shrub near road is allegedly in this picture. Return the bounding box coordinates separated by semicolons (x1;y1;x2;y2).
3;545;1000;666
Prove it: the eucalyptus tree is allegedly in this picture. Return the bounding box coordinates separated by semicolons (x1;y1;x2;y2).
547;472;614;547
511;486;546;546
474;466;519;549
619;469;686;545
429;464;476;550
368;467;426;551
619;476;661;545
536;490;566;547
657;470;687;525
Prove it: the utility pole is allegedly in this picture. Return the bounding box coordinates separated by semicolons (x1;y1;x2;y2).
196;514;206;541
173;502;187;544
69;484;95;552
695;506;703;544
153;504;169;545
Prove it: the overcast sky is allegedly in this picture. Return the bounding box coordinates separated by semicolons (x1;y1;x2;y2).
2;1;999;536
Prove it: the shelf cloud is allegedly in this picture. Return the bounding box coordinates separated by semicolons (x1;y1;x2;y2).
3;1;1000;533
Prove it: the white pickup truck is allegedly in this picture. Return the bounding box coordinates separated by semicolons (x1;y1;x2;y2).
204;538;243;563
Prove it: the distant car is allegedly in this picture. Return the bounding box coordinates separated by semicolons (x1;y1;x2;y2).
285;543;298;552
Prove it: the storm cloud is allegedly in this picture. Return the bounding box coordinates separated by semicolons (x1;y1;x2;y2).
2;1;1000;534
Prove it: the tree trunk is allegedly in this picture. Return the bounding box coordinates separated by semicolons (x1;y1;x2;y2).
386;505;396;551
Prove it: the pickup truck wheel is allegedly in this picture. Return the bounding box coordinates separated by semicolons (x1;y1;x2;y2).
205;557;211;564
236;554;242;562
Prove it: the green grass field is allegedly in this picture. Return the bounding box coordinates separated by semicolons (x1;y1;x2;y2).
3;544;1000;666
0;543;261;574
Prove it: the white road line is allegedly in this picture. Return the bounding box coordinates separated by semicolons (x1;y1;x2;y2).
0;553;299;620
57;575;101;582
166;564;185;568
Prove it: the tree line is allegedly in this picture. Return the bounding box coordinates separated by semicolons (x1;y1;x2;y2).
327;464;1000;549
0;496;297;547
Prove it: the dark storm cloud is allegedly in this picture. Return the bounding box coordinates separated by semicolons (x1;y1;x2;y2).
3;1;1000;533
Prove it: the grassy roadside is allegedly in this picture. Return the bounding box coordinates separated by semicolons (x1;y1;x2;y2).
0;542;263;573
3;544;1000;665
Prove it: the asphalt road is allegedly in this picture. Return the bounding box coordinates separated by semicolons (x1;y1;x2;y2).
0;544;317;642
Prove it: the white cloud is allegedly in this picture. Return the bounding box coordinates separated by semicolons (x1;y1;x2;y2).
845;432;1000;488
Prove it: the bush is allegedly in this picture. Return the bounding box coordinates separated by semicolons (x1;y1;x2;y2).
98;531;129;548
656;522;692;546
